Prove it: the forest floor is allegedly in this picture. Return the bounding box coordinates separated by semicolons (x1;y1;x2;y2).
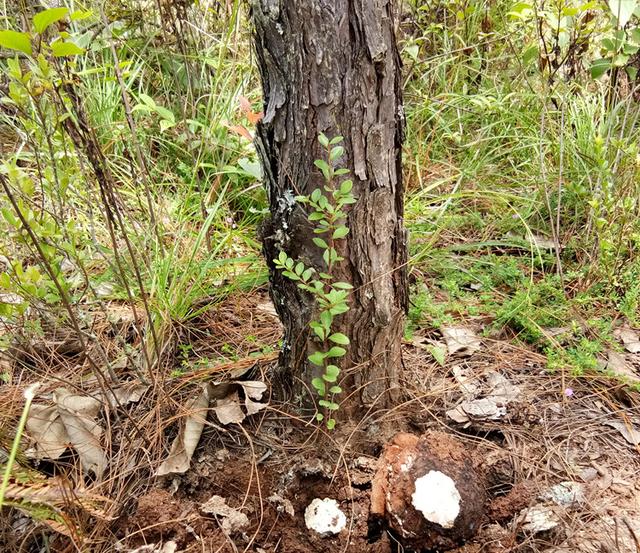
2;7;640;550
3;285;640;553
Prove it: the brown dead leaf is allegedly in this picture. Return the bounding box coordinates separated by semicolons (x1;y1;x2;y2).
54;388;106;478
214;391;246;425
604;420;640;446
441;326;482;356
605;351;640;381
157;384;211;476
201;495;249;534
615;327;640;354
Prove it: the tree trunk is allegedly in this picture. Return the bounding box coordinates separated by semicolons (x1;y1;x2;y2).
252;0;408;411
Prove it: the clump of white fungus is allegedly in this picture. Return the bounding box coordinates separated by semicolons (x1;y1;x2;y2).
411;470;461;529
304;498;347;535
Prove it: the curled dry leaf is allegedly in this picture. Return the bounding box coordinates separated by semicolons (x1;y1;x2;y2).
614;327;640;354
441;326;482;356
126;541;178;553
54;388;106;478
157;384;211;476
201;495;249;534
520;505;561;533
25;383;149;478
446;370;520;424
26;388;106;478
605;351;640;381
604;420;640;446
214;391;245;425
157;380;268;475
268;494;295;517
255;300;278;318
212;380;268;425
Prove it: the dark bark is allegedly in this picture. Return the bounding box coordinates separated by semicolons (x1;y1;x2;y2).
252;0;408;410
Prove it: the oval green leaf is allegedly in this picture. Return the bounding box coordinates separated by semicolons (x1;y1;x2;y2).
33;7;69;34
0;30;32;56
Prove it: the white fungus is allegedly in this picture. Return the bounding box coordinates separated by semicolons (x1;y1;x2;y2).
411;470;461;529
304;498;346;535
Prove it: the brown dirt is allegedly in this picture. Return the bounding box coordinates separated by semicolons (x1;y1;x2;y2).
3;289;640;553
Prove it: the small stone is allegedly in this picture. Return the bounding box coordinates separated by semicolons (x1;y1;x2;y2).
540;481;585;507
304;498;346;536
521;506;560;533
579;467;598;482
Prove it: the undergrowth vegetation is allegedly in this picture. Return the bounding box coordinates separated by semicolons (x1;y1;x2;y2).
403;0;640;378
0;0;640;546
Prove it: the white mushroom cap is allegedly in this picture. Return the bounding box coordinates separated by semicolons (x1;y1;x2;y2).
411;470;461;529
304;498;347;535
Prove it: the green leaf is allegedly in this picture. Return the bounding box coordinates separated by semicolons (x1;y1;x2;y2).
326;402;339;411
33;7;69;34
308;351;326;366
313;237;328;249
330;304;349;315
427;345;447;366
131;104;152;114
329;386;342;394
310;322;325;340
314;159;331;180
326;346;346;358
339;197;357;205
139;93;156;108
309;211;324;221
326;418;336;430
591;58;611;79
0;30;32;56
329;332;350;345
608;0;638;26
332;281;353;290
334;168;350;176
329;136;343;145
324;364;340;382
302;268;314;281
522;45;538;65
70;10;93;21
295;261;304;275
159;119;174;132
312;377;326;395
155;105;175;122
51;40;84;57
339;179;353;194
311;188;322;203
277;251;287;265
316;412;324;422
332;226;349;239
281;270;300;280
613;53;630;66
330;146;344;161
318;133;329;147
405;43;419;61
320;310;333;330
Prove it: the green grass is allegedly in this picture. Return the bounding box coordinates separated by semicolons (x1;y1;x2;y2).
2;0;640;383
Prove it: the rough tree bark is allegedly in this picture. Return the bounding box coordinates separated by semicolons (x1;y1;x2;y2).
252;0;408;410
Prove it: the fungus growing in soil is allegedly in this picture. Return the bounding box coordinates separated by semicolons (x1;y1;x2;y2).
411;470;461;529
370;431;487;551
304;498;346;536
